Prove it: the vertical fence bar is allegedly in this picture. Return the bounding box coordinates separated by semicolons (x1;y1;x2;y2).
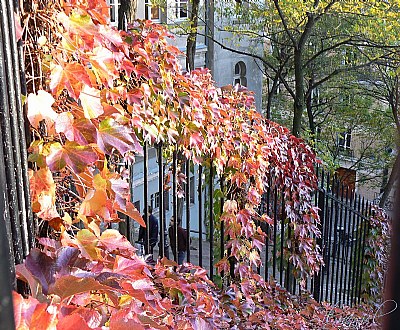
279;190;284;286
0;114;15;329
143;142;149;254
330;179;340;303
347;194;358;306
264;184;271;280
320;171;331;302
220;178;224;262
344;186;353;305
354;197;365;303
358;203;371;304
0;4;23;267
285;218;292;292
158;143;165;258
172;150;178;262
333;182;344;305
185;159;191;263
313;171;325;301
325;174;336;302
351;195;363;306
358;201;372;303
4;0;33;255
273;186;278;279
198;165;203;267
338;185;349;306
209;164;214;279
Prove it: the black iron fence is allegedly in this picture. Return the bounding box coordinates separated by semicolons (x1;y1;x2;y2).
125;144;377;307
0;0;35;327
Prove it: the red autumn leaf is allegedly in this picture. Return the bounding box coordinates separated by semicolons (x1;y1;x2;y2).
73;118;98;145
109;177;130;208
79;188;113;221
113;255;147;277
46;141;98;173
109;311;146;330
99;229;136;256
56;114;97;145
13;292;40;329
97;117;141;155
90;47;118;86
126;88;143;105
57;314;92;330
29;303;58;330
50;62;93;99
132;63;150;79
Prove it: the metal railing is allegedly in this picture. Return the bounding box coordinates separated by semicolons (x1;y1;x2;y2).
0;0;35;327
126;143;376;307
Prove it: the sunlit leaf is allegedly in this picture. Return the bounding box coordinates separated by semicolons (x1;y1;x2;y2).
97;117;141;155
27;90;57;129
79;85;104;119
46;141;98;173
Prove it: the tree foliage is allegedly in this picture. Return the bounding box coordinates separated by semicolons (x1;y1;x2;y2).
216;0;400;136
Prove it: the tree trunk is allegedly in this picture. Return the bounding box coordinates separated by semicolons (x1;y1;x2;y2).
119;0;137;30
383;160;400;329
306;78;316;136
379;151;399;208
292;48;305;137
186;0;200;71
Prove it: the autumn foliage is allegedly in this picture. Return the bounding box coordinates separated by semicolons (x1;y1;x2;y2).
12;0;382;328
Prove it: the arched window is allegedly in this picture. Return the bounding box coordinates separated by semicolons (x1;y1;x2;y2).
233;61;247;87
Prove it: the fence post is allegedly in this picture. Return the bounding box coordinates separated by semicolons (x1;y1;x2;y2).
313;174;325;301
0;120;16;329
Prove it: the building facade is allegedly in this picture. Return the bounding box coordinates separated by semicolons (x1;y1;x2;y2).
106;0;264;242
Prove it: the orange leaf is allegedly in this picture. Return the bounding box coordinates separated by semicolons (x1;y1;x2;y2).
29;168;59;220
50;275;108;300
115;201;146;227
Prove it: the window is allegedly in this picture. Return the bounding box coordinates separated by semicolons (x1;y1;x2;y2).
145;0;160;22
175;0;188;20
338;130;351;149
150;192;160;210
107;0;120;27
233;61;247;87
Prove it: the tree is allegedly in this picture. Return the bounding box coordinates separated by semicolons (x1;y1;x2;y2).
212;0;400;137
118;0;138;30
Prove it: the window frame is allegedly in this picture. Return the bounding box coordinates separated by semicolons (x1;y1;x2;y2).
107;0;120;27
175;0;188;20
233;61;247;87
145;0;161;22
